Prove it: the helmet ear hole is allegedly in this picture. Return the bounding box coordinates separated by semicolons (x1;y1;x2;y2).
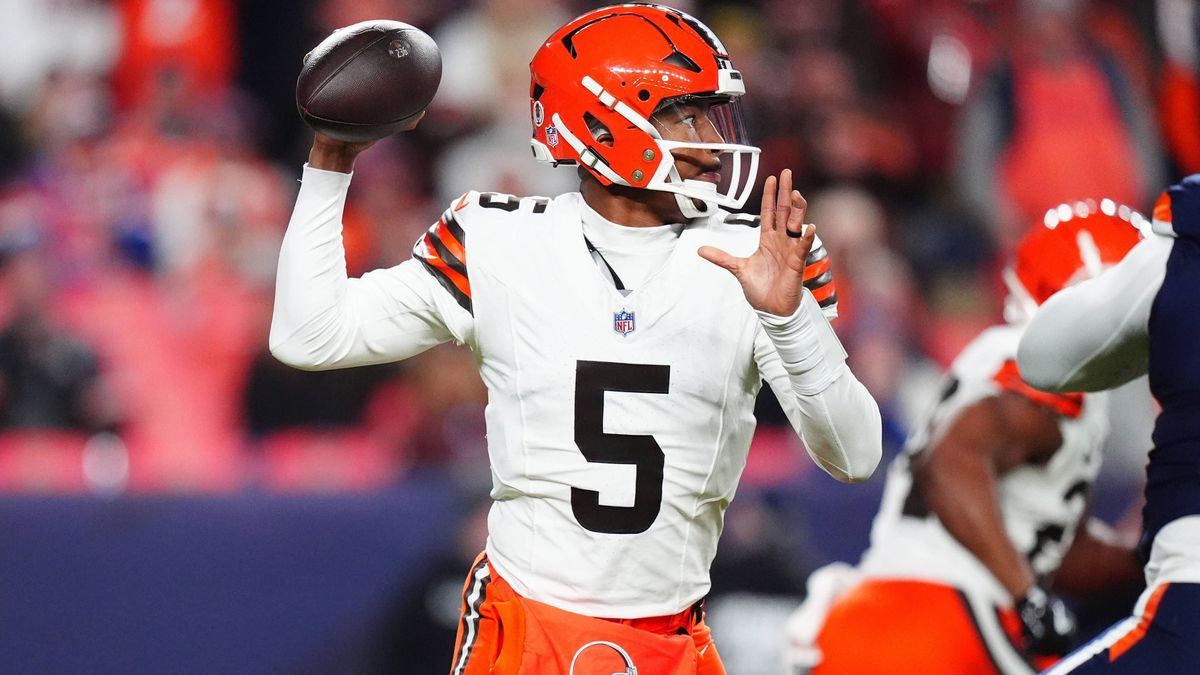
638;90;651;101
583;112;614;147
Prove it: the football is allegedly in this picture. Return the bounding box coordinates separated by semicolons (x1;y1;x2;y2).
296;20;442;142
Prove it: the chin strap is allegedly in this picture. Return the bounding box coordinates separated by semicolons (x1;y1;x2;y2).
674;190;717;219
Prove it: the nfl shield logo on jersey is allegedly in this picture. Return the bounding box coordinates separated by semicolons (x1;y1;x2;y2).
613;309;635;336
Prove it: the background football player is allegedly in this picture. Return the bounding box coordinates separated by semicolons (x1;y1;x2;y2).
1019;179;1200;673
270;4;882;674
785;202;1146;675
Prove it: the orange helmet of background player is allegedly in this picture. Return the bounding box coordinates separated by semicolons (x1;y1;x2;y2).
1004;199;1147;324
529;3;759;219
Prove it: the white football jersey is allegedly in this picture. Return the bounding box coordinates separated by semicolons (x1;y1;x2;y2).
409;190;832;618
271;168;880;619
859;324;1109;605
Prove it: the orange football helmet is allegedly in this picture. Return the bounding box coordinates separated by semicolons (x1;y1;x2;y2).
1003;199;1148;323
529;3;759;218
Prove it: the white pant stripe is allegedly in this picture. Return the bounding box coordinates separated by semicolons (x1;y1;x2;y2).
1040;616;1141;675
960;593;1036;675
451;562;492;675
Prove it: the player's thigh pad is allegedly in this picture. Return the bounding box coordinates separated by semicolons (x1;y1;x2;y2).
814;579;1027;675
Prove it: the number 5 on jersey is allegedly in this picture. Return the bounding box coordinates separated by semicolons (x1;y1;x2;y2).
572;361;670;534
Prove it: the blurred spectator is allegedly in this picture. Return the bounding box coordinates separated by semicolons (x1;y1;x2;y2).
0;0;119;115
955;0;1165;249
428;0;576;203
111;0;236;111
0;240;119;434
243;351;398;436
1156;0;1200;174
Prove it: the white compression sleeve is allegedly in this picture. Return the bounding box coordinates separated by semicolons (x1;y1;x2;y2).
756;292;882;482
269;165;467;370
1017;234;1170;393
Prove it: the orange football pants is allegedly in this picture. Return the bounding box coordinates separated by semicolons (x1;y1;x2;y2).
814;579;1027;675
448;553;726;675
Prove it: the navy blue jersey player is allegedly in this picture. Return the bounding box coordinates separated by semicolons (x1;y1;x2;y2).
1018;176;1200;673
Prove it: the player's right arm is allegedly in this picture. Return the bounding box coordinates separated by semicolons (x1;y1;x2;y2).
912;391;1062;600
269;135;471;370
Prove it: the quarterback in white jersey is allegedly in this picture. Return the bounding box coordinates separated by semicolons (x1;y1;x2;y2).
786;202;1145;675
271;5;881;674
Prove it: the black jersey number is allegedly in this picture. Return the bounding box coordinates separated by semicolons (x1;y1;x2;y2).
478;192;549;214
1027;480;1091;566
572;360;670;534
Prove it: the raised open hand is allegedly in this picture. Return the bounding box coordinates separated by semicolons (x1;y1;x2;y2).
698;169;816;316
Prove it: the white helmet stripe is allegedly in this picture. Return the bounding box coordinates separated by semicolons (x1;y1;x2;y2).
550;112;631;186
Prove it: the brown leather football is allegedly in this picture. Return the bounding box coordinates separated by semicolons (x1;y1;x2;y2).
296;20;442;142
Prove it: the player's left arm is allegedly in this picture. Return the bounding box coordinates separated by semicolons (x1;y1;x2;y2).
718;169;879;482
754;326;882;483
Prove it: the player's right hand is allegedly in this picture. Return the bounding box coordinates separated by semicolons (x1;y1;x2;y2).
1016;586;1077;657
306;122;421;174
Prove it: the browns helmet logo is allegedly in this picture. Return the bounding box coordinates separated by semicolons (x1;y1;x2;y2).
569;640;637;675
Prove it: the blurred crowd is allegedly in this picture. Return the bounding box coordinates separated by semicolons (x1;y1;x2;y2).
0;0;1183;499
2;0;1191;670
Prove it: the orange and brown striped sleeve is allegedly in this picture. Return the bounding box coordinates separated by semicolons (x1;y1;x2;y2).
803;237;838;316
413;204;472;314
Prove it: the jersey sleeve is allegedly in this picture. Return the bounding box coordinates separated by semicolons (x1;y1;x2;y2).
413;193;474;314
269;167;473;370
804;234;838;320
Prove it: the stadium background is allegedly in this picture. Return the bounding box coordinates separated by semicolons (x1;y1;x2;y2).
0;0;1185;672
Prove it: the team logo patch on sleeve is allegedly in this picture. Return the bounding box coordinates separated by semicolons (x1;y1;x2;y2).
613;309;635;336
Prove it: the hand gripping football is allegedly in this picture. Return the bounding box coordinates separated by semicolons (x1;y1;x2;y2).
296;20;442;142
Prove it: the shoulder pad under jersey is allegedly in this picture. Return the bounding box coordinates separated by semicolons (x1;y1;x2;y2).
412;191;552;314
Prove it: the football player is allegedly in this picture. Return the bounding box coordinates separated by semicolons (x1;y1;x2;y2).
270;5;882;674
786;201;1146;675
1018;179;1200;673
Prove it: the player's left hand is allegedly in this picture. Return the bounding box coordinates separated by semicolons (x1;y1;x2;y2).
698;169;814;316
1017;586;1077;657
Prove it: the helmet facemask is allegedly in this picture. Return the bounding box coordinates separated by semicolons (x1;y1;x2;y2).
645;95;760;218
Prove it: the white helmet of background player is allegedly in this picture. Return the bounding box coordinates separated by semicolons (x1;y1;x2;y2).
528;3;759;219
1003;199;1148;324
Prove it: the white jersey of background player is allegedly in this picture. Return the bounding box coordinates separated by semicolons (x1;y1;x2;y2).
787;202;1145;675
271;1;881;635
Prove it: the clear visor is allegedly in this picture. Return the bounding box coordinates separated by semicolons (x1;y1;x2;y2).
650;95;751;145
645;95;759;216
